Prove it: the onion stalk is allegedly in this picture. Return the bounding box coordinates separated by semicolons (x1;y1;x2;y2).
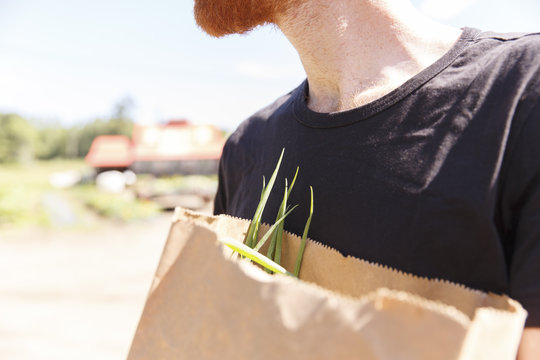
232;149;313;278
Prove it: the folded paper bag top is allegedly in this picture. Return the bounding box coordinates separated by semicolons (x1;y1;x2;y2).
127;207;527;360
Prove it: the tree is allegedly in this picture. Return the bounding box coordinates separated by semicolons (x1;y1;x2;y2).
0;114;38;163
75;97;135;157
34;125;69;160
0;96;137;161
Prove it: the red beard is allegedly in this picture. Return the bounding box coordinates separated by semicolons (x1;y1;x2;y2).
194;0;293;37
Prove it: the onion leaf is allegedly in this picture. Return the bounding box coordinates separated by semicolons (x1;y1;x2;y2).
253;205;298;252
221;237;293;276
294;186;313;277
244;149;284;248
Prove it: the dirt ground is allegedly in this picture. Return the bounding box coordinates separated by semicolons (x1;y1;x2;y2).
0;212;183;360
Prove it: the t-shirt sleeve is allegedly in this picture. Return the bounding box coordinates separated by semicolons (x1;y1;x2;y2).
213;165;227;215
504;100;540;327
213;141;231;215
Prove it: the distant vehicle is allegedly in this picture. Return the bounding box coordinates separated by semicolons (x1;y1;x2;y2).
85;120;226;175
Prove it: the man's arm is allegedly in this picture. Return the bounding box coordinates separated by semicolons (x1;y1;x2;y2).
503;100;540;357
518;328;540;359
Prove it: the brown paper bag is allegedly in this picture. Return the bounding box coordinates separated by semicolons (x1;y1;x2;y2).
127;207;526;360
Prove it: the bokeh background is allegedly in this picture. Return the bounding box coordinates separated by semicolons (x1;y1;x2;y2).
1;0;539;131
0;1;538;359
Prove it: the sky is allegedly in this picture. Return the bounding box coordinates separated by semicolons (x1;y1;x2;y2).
0;0;539;131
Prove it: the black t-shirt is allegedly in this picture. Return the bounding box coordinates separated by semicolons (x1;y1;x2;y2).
214;28;540;326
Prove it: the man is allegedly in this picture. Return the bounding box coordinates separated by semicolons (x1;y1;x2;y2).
194;0;539;357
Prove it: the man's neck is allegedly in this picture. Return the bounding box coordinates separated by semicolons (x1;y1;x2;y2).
275;0;462;113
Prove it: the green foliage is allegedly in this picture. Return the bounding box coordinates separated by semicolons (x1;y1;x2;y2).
72;98;134;157
73;185;160;221
244;149;284;249
221;237;293;277
294;186;313;277
0;114;38;163
0;160;86;227
34;125;69;160
0;159;161;229
0;97;135;163
237;149;314;278
0;185;46;226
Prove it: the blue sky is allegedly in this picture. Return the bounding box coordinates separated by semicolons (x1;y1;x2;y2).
1;0;539;130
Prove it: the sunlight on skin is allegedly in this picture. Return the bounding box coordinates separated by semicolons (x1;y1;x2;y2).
518;328;540;360
336;15;349;35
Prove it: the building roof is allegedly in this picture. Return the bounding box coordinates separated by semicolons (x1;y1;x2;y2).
85;122;226;169
85;135;133;168
131;122;225;161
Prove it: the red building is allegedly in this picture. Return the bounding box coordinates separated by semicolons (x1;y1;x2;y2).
85;120;226;175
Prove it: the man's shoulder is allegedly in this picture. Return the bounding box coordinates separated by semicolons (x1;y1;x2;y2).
471;29;540;69
226;82;303;148
474;30;540;44
460;29;540;99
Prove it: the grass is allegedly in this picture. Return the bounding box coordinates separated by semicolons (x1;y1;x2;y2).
0;184;49;227
73;184;160;221
0;159;186;229
0;159;88;228
137;174;218;194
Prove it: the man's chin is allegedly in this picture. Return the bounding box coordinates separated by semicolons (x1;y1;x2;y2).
193;0;277;38
194;17;265;38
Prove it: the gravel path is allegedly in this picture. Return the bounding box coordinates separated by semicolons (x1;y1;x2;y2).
0;213;175;360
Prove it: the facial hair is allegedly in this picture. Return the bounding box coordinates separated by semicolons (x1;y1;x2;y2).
193;0;294;38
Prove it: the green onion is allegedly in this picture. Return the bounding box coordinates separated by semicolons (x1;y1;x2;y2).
266;181;286;264
253;204;297;252
294;186;313;277
244;149;284;249
231;150;314;278
271;181;287;263
265;166;298;272
221;237;294;276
